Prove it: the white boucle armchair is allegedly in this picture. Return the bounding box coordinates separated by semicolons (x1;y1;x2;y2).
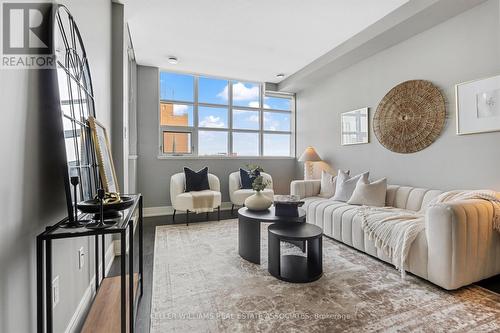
170;172;221;225
229;171;274;214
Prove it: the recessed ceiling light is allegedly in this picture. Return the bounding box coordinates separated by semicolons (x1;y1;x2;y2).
276;73;285;78
167;56;178;64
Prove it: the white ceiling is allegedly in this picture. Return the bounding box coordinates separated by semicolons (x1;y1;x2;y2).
125;0;409;83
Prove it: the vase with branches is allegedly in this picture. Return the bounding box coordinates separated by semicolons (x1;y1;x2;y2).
244;164;273;210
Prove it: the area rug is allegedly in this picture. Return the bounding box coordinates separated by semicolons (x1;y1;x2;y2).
150;219;500;332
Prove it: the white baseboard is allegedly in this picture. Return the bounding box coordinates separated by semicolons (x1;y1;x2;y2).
144;201;234;217
65;240;115;333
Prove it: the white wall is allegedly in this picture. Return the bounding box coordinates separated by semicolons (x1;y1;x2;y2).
294;0;500;191
0;1;112;332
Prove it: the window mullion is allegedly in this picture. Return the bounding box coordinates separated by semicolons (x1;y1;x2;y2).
259;84;264;156
193;76;199;155
228;80;233;156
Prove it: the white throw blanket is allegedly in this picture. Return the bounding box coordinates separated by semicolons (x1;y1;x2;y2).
191;190;215;213
359;190;500;277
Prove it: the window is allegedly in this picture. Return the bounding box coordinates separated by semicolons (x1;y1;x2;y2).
159;71;294;157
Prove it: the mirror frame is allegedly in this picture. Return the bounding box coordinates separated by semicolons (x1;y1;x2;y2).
54;5;99;222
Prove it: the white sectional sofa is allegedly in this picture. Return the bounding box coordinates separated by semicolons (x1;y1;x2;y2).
291;180;500;290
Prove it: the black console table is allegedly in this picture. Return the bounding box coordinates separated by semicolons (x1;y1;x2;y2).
36;194;143;333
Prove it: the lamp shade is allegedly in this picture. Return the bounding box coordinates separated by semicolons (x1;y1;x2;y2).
298;146;321;162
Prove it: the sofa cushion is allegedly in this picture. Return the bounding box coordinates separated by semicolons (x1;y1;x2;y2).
319;170;337;198
184;167;210;192
348;177;387;207
332;170;369;202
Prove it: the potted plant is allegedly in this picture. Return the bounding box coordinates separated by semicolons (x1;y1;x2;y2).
244;165;273;211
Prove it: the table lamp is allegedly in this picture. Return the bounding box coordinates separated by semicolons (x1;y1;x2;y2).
298;146;321;180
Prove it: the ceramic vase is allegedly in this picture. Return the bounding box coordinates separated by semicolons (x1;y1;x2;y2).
244;191;272;211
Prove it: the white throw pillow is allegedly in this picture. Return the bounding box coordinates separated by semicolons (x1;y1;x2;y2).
332;170;369;202
318;170;337;198
348;177;387;207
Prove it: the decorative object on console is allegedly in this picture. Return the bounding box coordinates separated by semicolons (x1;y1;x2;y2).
374;80;445;153
78;194;135;220
61;176;91;228
244;166;273;211
85;189;113;229
184;166;210;192
456;74;500;135
331;170;369;202
298;146;322;180
89;116;120;195
347;177;387;207
341;107;369;145
274;195;304;217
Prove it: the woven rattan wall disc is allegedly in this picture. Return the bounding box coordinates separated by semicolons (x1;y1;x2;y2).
373;80;445;153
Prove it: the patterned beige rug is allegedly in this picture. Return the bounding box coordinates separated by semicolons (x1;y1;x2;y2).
150;219;500;332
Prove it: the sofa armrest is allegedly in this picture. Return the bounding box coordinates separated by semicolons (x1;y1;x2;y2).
290;180;321;199
425;199;496;290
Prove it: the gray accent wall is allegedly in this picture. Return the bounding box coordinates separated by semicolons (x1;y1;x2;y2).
0;1;112;332
136;66;296;208
292;0;500;191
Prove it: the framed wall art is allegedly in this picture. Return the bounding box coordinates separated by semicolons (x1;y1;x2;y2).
456;74;500;135
341;107;369;145
88;116;120;194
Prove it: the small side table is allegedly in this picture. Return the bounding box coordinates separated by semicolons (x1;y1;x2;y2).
268;223;323;283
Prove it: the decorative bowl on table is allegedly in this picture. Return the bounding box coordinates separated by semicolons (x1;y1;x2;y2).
77;195;135;220
273;195;304;217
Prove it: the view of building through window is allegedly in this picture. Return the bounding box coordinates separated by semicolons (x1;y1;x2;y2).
159;71;294;157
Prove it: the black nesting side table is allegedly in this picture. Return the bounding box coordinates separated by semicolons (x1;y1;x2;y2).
268;223;323;283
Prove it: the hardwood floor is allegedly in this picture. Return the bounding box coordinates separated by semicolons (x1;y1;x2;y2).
107;209;237;333
108;209;500;333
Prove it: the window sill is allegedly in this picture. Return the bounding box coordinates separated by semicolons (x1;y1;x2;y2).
156;155;296;160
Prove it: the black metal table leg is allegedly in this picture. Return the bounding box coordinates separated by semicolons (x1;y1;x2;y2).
121;231;126;333
45;239;53;333
129;222;134;333
95;234;99;289
238;217;261;264
36;236;44;333
101;233;105;279
139;196;144;296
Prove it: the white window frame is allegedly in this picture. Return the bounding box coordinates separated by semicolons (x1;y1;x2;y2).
158;71;295;159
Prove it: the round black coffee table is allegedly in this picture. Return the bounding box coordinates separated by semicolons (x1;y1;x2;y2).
268;223;323;283
238;206;306;265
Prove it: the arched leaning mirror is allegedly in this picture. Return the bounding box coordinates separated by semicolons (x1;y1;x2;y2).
54;5;99;226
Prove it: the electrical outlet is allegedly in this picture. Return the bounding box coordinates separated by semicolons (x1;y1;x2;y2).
52;276;60;308
78;247;85;270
